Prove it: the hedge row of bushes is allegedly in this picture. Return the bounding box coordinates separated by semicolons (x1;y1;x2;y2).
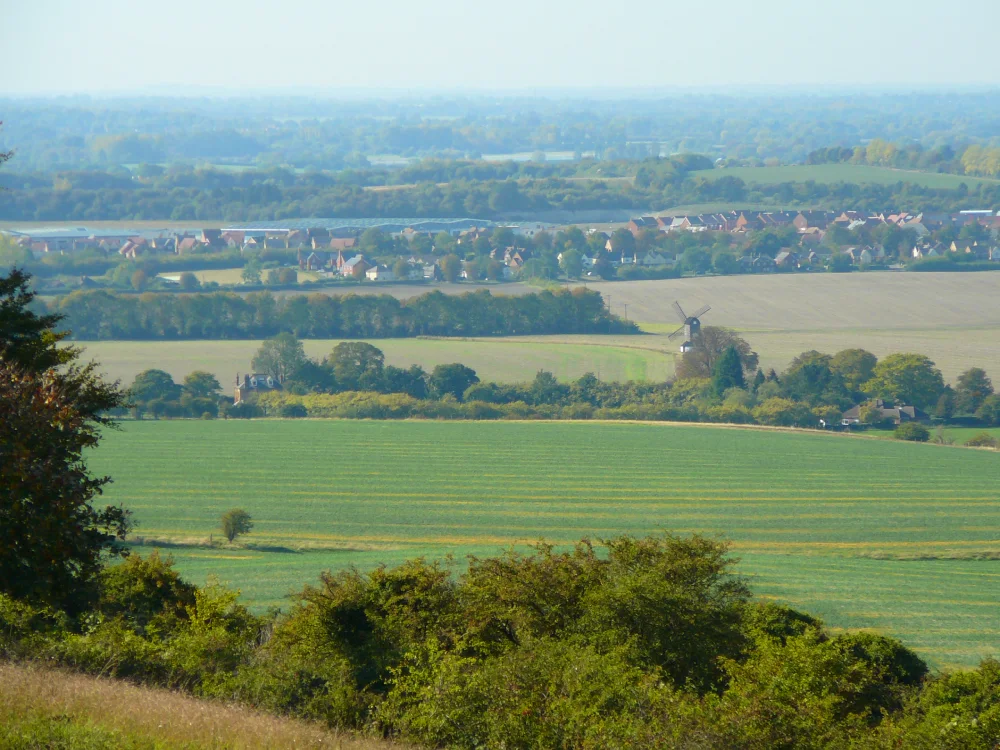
4;540;1000;749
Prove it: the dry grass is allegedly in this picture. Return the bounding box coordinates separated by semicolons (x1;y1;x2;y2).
0;662;405;750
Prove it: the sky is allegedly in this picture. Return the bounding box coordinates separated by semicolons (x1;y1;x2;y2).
2;0;999;95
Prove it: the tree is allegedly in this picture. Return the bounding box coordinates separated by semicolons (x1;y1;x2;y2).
183;371;222;400
954;367;994;415
326;341;385;391
178;272;199;291
221;508;253;543
393;258;410;281
252;332;308;384
266;269;281;286
829;349;878;396
278;267;298;285
829;253;853;273
130;369;181;406
559;249;583;279
862;353;945;410
131;269;148;291
711;345;746;397
976;394;1000;427
713;252;740;275
781;351;851;407
530;370;567;405
0;269;130;612
609;228;635;256
439;254;463;283
676;327;759;380
241;257;262;285
429;363;479;400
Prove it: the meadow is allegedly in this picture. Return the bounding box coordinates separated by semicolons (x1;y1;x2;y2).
690;163;1000;189
90;420;1000;670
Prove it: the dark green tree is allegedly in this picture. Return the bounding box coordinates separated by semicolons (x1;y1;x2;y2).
0;269;130;612
326;342;385;391
428;363;479;400
711;345;746;396
954;367;994;415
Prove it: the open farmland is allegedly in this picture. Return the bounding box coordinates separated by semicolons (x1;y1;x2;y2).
91;420;1000;669
690;163;1000;188
79;335;672;386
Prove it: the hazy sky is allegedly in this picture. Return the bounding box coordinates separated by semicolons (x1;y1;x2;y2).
3;0;998;95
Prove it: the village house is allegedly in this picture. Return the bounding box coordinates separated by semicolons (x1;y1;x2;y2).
365;264;396;281
841;400;929;427
340;254;371;277
233;372;280;404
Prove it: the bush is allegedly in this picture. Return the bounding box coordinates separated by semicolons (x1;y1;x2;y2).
894;422;930;442
965;432;999;448
279;403;307;418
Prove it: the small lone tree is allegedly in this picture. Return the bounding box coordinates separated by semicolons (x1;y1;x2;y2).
221;508;253;543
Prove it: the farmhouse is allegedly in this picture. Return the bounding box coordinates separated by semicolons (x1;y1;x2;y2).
841;400;929;427
234;373;280;404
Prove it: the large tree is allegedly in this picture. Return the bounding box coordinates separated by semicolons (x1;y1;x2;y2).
428;363;479;400
0;269;130;612
829;349;878;397
954;367;994;415
326;341;385;391
676;327;759;381
862;353;945;410
252;332;308;384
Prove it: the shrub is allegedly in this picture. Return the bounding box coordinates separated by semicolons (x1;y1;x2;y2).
894;422;930;442
279;403;307;418
98;551;196;635
965;432;999;448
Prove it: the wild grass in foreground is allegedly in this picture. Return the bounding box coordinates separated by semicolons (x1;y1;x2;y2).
0;662;402;750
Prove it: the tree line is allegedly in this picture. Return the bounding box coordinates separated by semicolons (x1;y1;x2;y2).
4;156;1000;223
127;331;1000;436
50;287;631;340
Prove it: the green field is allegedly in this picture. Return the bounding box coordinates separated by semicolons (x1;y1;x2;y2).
91;420;1000;669
690;163;1000;188
79;336;673;387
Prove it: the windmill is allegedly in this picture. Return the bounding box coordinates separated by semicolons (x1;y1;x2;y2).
668;301;711;353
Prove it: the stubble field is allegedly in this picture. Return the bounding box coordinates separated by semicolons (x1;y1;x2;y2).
90;420;1000;670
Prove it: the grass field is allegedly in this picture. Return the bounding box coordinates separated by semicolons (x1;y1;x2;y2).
690;164;1000;189
79;335;672;387
90;420;1000;670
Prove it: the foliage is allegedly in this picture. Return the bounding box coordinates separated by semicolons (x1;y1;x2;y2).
0;270;130;613
221;509;253;543
863;353;946;411
711;344;746;396
676;326;759;380
964;432;998;448
52;287;632;340
895;422;931;442
252;332;308;384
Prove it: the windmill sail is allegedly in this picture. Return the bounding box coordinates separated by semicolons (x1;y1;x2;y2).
689;304;711;320
672;301;687;323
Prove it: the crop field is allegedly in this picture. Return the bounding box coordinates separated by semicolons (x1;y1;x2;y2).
690;164;1000;189
78;335;673;387
91;420;1000;669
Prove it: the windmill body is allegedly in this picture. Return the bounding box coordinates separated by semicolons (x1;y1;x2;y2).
668;301;711;353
